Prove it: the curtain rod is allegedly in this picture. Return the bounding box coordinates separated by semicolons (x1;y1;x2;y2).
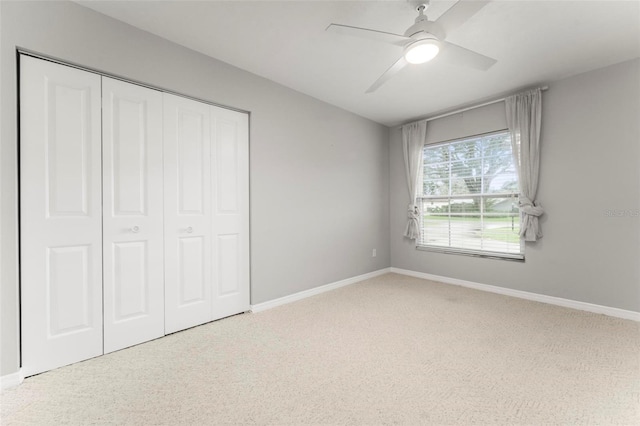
400;85;549;128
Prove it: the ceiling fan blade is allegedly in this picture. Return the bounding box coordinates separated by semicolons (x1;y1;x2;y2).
326;23;410;46
439;41;496;71
366;56;408;93
436;0;491;35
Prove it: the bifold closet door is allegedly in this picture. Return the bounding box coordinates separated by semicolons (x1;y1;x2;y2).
102;77;164;353
210;106;250;319
20;56;103;376
163;93;213;334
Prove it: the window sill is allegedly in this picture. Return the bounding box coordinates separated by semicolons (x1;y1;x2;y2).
416;244;525;262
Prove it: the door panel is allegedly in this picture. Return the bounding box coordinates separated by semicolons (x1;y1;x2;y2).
47;84;91;216
47;245;93;335
164;93;212;334
216;120;239;213
20;56;103;376
112;96;147;216
217;235;240;296
178;237;206;304
210;106;250;320
112;241;148;321
102;77;164;353
178;113;206;214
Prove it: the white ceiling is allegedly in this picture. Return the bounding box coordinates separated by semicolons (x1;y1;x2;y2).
78;0;640;127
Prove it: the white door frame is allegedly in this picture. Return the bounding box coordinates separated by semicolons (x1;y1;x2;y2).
16;51;252;376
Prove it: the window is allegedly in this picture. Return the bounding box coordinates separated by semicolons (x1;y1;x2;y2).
418;131;523;259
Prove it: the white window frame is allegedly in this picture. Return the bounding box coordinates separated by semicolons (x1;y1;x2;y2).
417;130;525;261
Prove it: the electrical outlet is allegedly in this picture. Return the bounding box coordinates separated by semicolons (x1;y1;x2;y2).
372;249;377;257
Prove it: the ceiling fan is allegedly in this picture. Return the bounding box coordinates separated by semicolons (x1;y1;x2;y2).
326;0;497;93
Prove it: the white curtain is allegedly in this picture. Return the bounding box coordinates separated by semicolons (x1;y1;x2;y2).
401;121;427;239
506;88;544;242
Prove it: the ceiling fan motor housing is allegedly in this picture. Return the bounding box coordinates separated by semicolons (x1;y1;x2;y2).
404;14;445;40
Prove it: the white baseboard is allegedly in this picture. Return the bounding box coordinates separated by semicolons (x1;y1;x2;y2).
390;267;640;322
0;369;24;390
251;267;392;313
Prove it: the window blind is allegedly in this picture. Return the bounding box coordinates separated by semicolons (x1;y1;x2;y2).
418;131;523;259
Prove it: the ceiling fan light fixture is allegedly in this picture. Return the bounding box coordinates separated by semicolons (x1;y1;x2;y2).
404;39;440;64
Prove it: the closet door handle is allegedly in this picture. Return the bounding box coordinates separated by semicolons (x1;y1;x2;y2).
131;225;140;233
186;226;193;234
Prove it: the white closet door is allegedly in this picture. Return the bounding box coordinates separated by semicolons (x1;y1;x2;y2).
102;78;164;353
163;93;212;334
211;107;250;320
20;56;103;376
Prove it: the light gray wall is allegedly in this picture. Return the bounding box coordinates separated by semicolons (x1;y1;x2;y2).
391;58;640;313
0;1;390;375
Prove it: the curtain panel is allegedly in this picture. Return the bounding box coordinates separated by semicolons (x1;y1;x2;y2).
401;121;427;239
506;88;544;242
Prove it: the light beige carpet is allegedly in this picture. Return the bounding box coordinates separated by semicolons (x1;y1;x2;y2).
1;273;639;425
